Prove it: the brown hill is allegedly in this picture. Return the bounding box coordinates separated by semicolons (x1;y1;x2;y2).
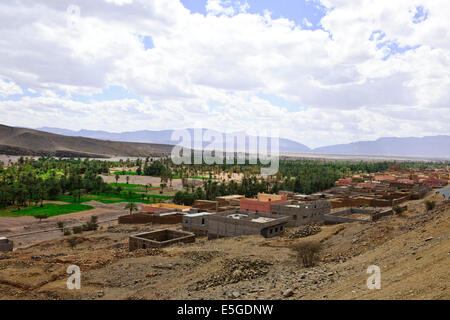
0;124;173;157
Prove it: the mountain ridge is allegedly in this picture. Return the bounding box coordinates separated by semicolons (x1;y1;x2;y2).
37;126;450;158
0;124;173;158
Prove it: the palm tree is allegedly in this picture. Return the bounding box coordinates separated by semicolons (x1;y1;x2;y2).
125;201;138;215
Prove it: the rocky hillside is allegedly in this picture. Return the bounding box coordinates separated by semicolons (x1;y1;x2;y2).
0;194;448;300
0;124;173;157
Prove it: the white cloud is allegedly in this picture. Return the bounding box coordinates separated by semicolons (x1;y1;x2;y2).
0;0;449;148
0;79;23;97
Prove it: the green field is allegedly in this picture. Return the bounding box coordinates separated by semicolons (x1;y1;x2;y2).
37;170;64;179
172;175;214;180
0;203;94;217
56;190;173;205
114;171;138;175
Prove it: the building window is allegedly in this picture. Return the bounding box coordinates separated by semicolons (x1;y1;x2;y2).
270;229;273;234
280;226;283;231
201;218;205;225
293;215;297;220
275;227;278;232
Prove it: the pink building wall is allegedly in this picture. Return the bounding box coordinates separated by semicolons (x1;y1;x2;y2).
240;197;287;213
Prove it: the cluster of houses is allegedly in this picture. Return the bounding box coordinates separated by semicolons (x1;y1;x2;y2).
317;166;450;209
126;166;450;250
125;192;393;250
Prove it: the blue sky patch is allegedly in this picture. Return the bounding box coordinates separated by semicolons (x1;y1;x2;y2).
180;0;327;29
0;84;40;101
71;86;142;103
413;6;428;24
139;35;154;50
257;92;306;112
376;40;420;60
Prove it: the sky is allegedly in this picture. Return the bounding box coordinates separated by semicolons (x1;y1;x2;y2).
0;0;449;148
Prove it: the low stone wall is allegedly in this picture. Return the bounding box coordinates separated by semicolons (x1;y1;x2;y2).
119;213;183;225
371;209;394;221
193;200;218;211
322;214;370;224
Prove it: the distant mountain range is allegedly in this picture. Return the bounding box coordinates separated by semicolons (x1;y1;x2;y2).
313;136;450;158
38;127;450;158
38;127;311;153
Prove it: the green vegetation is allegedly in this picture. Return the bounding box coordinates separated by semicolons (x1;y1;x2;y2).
125;201;139;215
1;156;448;212
0;203;93;217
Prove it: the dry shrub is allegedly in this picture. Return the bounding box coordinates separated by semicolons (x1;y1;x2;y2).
425;200;436;211
291;241;323;267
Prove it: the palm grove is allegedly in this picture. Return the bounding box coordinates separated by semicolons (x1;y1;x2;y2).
1;156;445;211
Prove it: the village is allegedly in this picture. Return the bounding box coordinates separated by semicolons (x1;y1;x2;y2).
0;160;449;300
2;164;449;251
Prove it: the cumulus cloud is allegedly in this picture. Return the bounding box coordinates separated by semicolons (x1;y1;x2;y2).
0;79;23;97
0;0;449;148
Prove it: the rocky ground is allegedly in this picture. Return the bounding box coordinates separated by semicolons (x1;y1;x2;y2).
0;194;448;300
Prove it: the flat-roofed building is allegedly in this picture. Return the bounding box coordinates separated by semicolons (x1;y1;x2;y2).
207;209;289;239
182;212;216;235
240;193;288;213
142;203;192;212
270;200;331;227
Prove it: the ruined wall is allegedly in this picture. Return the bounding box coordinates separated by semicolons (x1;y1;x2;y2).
371;209;394;221
129;229;195;251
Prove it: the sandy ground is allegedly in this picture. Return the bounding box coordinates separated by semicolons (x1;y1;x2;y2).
0;194;448;300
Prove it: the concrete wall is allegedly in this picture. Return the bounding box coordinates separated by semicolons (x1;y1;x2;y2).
129;229;195;251
182;213;215;235
0;238;13;252
207;210;289;239
270;200;331;227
